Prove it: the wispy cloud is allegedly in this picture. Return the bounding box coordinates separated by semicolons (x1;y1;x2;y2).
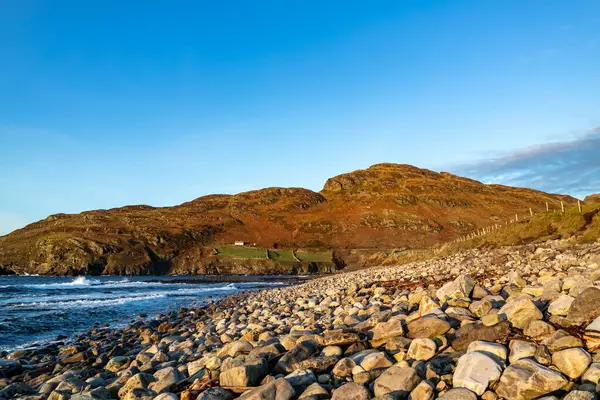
452;128;600;199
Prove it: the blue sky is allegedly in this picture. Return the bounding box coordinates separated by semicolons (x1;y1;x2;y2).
1;0;599;235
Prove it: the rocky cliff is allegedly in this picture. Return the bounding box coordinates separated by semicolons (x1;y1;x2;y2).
0;163;578;275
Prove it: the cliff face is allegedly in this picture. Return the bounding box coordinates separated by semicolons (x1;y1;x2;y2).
0;163;578;275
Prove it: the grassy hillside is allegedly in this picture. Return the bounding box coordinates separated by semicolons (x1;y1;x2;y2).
368;201;600;266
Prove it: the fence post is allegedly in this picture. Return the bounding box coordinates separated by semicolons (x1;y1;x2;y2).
561;201;564;213
515;214;518;222
578;200;582;213
546;202;549;212
530;208;533;217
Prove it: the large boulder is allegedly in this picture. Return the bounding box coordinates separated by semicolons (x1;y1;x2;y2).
498;297;542;329
452;352;502;395
275;341;320;374
220;357;268;387
238;378;295;400
373;366;421;398
407;317;451;339
552;348;592;379
451;321;511;351
331;382;370;400
495;359;568;400
436;275;474;303
565;288;600;326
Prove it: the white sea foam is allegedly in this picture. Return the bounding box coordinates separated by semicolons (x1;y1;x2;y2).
25;276;102;289
8;293;167;309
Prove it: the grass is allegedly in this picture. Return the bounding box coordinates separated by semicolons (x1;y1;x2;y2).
215;246;268;259
214;245;332;263
368;202;600;266
296;251;331;262
267;249;298;262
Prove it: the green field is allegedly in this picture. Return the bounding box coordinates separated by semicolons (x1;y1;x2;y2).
215;246;268;259
215;246;332;262
267;249;298;262
296;251;331;262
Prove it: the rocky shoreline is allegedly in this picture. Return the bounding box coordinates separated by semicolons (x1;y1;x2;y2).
2;238;600;400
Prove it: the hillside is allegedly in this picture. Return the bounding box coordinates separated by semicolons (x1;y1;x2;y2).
0;163;579;276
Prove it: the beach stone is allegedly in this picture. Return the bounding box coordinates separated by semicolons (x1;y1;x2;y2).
541;330;583;353
196;387;235;400
331;382;369;400
153;367;184;394
123;388;157;400
451;321;511;350
552;348;592;379
566;287;600;326
469;299;493;318
285;369;316;386
407;318;450;339
453;352;502;395
373;365;421;398
498;297;543;329
332;358;355;377
408;380;434;400
466;341;507;364
495;359;568;400
238;378;295;400
509;340;537;363
220;357;268;387
360;352;393;371
322;346;343;357
154;394;179;400
105;356;130;373
323;332;361;346
548;295;575;316
118;373;156;398
407;338;437;361
369;319;405;342
275;341;319;374
581;362;600;384
438;388;477;400
523;320;555;339
436;274;474;302
298;383;328;400
563;391;595;400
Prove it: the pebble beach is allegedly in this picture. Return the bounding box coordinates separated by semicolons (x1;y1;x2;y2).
2;238;600;400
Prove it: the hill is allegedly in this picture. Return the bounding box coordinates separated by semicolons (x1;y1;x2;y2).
0;163;579;275
585;193;600;203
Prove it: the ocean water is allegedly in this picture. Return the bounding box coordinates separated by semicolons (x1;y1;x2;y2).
0;275;288;351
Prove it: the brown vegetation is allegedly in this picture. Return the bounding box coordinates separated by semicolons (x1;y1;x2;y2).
0;163;579;275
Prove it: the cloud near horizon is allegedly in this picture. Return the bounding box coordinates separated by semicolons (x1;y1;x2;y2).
453;129;600;199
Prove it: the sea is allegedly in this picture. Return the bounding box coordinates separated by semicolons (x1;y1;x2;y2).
0;275;290;352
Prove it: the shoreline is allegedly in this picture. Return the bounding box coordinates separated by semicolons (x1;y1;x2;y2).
2;239;600;399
